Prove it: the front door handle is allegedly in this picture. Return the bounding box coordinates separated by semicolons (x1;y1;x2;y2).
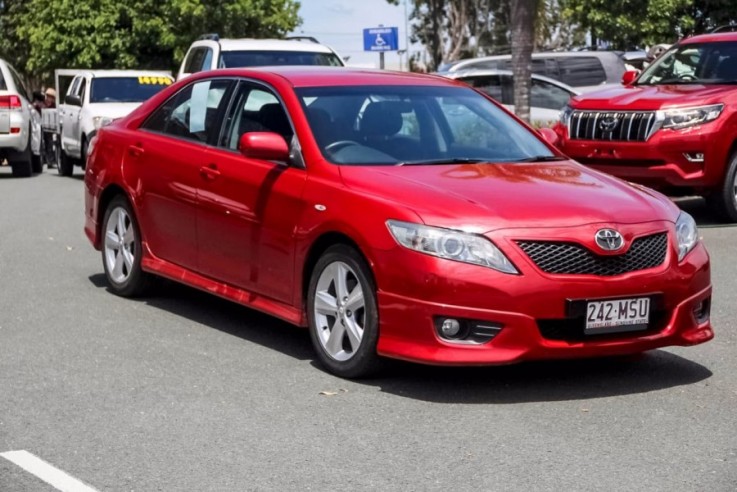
199;163;221;181
128;144;144;157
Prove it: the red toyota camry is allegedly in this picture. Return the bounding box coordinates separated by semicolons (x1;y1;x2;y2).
84;67;713;378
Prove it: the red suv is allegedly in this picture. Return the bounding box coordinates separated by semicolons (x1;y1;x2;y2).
555;32;737;221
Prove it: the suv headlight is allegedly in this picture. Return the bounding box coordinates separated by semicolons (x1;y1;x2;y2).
559;104;573;127
93;116;115;130
386;220;518;274
658;104;723;130
675;211;698;261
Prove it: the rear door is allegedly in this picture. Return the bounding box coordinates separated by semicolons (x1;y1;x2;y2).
61;75;85;156
133;77;235;271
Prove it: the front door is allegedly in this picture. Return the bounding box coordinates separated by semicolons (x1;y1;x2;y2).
196;81;307;303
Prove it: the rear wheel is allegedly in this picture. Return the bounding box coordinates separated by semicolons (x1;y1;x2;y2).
10;129;33;177
706;152;737;222
102;196;151;297
307;244;382;378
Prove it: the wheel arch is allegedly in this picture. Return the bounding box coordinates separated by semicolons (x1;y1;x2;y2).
95;184;129;248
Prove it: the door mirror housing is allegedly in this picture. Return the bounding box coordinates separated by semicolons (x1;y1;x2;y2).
538;127;560;148
239;132;289;162
621;70;640;86
65;94;82;106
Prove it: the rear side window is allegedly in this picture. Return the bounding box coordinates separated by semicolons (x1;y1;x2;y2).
142;79;234;144
530;79;573;110
557;57;606;86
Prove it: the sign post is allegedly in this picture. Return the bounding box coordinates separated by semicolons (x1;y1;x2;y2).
363;26;399;69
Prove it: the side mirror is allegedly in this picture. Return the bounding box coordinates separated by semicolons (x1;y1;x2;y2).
65;94;82;106
239;132;289;162
621;70;640;86
538;127;560;148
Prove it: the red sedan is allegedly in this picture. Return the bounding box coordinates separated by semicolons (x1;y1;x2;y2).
84;67;713;378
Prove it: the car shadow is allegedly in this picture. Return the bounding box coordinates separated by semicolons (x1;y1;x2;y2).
674;196;736;229
89;273;712;404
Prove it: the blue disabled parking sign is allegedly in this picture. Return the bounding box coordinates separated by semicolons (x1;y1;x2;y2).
363;27;399;52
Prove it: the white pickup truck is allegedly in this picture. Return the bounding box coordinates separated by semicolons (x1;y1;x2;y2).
43;69;173;176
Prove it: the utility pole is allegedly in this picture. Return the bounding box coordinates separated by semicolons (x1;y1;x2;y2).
403;0;410;71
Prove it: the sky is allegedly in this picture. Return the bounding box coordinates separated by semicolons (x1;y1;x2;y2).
291;0;418;69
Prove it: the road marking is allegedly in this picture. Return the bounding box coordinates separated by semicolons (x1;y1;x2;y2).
0;450;99;492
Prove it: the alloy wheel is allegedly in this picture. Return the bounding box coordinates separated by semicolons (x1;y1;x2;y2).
104;206;136;284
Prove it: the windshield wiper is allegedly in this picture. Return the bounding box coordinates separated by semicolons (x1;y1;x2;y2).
506;155;567;163
395;157;488;166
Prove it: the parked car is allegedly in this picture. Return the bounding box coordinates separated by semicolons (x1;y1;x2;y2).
438;51;627;92
441;69;579;127
0;58;42;177
177;34;344;80
84;67;712;378
46;69;174;176
554;31;737;221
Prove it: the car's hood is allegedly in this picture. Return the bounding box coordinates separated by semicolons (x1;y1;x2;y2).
339;161;678;232
571;84;734;110
85;102;142;120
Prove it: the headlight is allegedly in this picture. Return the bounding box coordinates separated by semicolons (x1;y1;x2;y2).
559;104;573;127
92;116;115;130
386;220;518;274
658;104;723;130
675;211;698;261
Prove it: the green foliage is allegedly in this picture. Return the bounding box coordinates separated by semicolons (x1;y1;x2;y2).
0;0;301;82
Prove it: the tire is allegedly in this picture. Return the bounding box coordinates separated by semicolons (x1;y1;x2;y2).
10;129;33;178
706;152;737;223
80;137;89;170
31;153;43;174
307;244;382;378
56;144;74;177
101;195;151;297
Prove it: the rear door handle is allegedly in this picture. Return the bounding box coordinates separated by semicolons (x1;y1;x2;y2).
199;163;221;181
128;144;144;157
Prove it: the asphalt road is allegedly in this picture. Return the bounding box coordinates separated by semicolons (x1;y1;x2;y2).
1;166;735;491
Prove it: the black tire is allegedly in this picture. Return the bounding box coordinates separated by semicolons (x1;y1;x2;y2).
307;244;382;378
101;195;152;297
57;145;74;177
31;151;43;174
706;152;737;223
10;129;33;177
80;137;89;170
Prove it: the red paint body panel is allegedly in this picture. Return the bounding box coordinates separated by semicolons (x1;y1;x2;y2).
84;67;713;366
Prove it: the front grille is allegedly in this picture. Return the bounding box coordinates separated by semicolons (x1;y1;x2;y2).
516;233;668;276
537;310;669;342
570;111;657;141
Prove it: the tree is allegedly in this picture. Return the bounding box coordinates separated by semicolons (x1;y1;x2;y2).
510;0;539;123
0;0;301;83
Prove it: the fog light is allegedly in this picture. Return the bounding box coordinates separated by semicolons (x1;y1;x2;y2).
684;152;704;163
693;298;710;324
440;318;461;338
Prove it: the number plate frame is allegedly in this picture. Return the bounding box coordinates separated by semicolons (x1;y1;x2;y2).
566;294;662;336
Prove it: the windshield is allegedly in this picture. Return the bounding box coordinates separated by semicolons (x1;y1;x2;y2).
297;85;555;166
219;50;343;68
638;41;737;85
90;76;172;103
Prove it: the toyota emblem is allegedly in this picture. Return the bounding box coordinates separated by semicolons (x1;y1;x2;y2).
595;229;624;251
599;116;619;132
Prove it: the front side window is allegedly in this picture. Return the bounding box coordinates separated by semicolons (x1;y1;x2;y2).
221;83;293;150
90;77;173;103
298;85;554;166
638;42;737;85
142;78;233;144
218;50;343;68
530;79;573;110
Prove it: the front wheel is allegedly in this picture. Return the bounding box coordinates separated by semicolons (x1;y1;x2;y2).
56;144;74;177
706;152;737;222
102;196;151;297
307;244;382;378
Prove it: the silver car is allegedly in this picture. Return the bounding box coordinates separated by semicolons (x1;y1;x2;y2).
0;58;42;177
442;69;579;127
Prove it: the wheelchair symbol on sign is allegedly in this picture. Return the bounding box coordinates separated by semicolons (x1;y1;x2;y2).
375;34;386;47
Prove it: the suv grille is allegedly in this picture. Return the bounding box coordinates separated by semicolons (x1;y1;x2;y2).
570;111;657;141
516;233;668;276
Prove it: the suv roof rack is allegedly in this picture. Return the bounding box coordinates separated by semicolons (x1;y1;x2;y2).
285;35;320;44
710;24;737;33
198;33;220;41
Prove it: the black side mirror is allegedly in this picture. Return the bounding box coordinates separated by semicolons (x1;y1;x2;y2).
65;94;82;106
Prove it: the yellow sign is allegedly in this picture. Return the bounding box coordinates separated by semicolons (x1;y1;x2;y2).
138;76;173;85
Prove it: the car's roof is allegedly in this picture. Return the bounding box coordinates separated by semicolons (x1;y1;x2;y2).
443;50;624;71
84;70;173;79
205;38;335;54
441;68;580;94
681;32;737;45
207;66;459;88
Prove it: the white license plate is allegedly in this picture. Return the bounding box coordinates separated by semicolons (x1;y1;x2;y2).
585;297;650;333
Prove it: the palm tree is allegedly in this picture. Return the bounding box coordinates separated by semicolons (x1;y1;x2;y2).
510;0;539;124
